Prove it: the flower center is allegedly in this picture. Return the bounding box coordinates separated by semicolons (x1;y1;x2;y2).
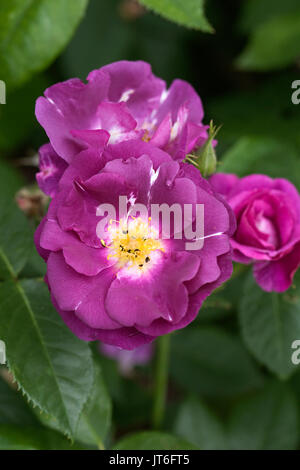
102;217;165;270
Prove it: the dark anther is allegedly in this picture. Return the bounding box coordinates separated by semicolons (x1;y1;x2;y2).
145;257;150;263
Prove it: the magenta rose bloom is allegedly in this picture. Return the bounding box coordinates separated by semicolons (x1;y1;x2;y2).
36;144;68;198
210;173;300;292
35;138;235;349
35;61;210;197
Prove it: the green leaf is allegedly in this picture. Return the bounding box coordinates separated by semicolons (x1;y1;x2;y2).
0;376;37;426
114;431;198;450
0;374;78;450
19;241;47;279
220;137;300;190
0;424;46;450
138;0;213;32
239;273;300;379
0;424;86;450
236;13;300;71
75;367;112;448
0;0;89;90
174;397;227;449
0;198;32;280
0;279;94;438
0;159;32;279
170;326;264;397
228;381;299;450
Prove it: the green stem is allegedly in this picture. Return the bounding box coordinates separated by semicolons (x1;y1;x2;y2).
152;334;171;429
97;439;105;451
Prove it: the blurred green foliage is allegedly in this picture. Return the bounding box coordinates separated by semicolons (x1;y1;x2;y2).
237;0;300;70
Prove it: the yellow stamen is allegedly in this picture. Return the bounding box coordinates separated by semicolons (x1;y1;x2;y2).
142;130;151;142
105;217;164;270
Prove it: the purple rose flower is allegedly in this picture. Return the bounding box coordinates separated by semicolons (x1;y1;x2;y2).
210;173;300;292
36;144;68;198
100;342;154;375
35;139;235;349
35;60;210;195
